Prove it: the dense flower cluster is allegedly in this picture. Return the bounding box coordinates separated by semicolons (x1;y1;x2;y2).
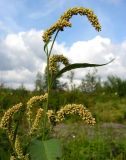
42;19;71;43
0;103;23;129
55;104;96;125
7;129;14;142
60;7;101;31
42;7;101;43
46;110;56;124
29;108;43;135
10;156;16;160
10;155;29;160
15;136;29;160
26;93;48;123
15;136;24;159
49;54;69;73
27;93;48;107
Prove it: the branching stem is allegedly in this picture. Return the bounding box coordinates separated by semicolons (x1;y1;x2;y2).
42;30;59;140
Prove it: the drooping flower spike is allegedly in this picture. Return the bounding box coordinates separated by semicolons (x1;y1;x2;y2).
42;7;101;43
15;135;29;160
49;54;69;73
55;104;96;125
29;108;43;136
26;93;48;123
0;103;23;130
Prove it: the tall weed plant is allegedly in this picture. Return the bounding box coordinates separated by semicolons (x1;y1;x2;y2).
0;6;113;160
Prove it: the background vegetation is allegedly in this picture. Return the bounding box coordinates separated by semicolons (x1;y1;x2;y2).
0;70;126;160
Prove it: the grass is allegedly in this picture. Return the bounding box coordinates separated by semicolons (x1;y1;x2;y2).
53;123;126;160
88;94;126;124
0;90;126;160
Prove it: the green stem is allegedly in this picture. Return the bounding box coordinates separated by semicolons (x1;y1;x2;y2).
42;30;59;140
48;30;59;57
42;56;50;140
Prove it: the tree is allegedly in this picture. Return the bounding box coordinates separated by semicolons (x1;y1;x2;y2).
103;75;126;97
18;83;26;90
79;68;100;93
67;71;75;91
35;72;45;92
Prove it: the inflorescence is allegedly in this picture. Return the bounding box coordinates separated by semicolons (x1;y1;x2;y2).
15;135;29;160
49;54;69;73
42;7;101;43
46;110;56;124
55;104;96;125
26;93;48;123
0;103;23;130
29;108;43;136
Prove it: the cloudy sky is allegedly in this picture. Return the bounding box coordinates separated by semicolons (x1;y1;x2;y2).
0;0;126;90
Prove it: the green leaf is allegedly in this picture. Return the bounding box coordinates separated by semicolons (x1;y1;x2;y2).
44;40;50;53
0;148;10;160
53;59;114;80
28;139;62;160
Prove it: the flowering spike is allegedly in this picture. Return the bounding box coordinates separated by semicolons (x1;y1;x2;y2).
10;156;16;160
26;93;48;123
46;110;56;125
0;103;23;130
56;104;96;125
49;54;69;73
42;7;101;43
29;108;43;135
15;136;29;160
15;135;24;159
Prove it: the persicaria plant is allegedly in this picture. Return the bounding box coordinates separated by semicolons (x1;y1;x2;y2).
0;6;112;160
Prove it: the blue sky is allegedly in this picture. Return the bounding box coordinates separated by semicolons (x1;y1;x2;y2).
0;0;126;43
0;0;126;89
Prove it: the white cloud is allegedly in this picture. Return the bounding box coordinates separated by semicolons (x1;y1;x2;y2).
0;69;35;90
0;29;46;90
55;36;126;83
0;30;126;90
1;29;45;71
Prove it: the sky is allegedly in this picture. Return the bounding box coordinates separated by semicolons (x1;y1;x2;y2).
0;0;126;90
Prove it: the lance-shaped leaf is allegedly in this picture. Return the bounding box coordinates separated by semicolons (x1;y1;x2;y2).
52;59;114;84
44;40;51;53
